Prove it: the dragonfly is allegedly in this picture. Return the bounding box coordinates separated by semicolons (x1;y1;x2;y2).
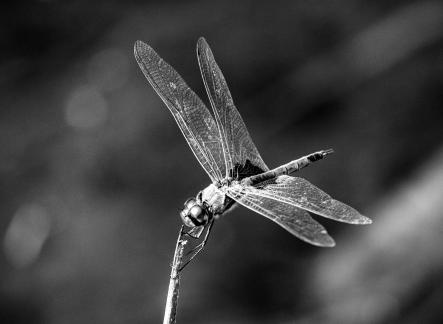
134;37;371;269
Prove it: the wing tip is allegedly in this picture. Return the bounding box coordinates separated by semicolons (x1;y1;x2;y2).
134;40;146;59
309;237;336;248
336;215;372;225
197;36;207;45
196;37;210;56
354;215;372;225
305;231;336;247
326;241;336;248
363;217;372;225
320;236;336;247
134;40;144;50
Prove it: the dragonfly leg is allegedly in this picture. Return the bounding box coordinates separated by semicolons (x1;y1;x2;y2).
179;219;214;272
183;232;199;239
183;225;204;239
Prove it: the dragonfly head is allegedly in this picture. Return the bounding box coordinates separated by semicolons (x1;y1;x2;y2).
180;197;209;227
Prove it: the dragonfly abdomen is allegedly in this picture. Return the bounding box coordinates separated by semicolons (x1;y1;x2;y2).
242;149;333;186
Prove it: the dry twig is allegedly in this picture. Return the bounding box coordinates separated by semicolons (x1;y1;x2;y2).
163;226;187;324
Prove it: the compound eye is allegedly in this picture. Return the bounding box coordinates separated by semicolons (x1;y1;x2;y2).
189;205;203;219
184;198;196;209
189;205;208;225
180;209;195;228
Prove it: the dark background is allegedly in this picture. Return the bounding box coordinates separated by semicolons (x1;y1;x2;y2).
1;1;443;323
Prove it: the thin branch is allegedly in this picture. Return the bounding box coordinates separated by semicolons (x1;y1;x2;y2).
163;226;187;324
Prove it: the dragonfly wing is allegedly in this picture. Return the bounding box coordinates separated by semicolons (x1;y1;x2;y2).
224;184;335;247
250;175;372;224
134;40;225;182
197;37;268;179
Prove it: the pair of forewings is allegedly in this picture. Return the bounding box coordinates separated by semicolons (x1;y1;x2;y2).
134;38;370;247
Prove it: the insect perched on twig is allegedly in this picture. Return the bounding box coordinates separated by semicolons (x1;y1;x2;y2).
134;37;372;271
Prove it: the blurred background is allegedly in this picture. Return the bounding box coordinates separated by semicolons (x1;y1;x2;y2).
1;0;443;323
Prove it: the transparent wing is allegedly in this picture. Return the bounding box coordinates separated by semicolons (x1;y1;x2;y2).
134;40;225;182
248;175;372;224
197;37;268;179
224;183;335;247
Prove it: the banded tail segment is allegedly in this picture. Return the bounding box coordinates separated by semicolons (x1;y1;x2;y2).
242;149;333;186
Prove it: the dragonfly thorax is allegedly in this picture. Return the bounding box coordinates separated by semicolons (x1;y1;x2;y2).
180;197;210;227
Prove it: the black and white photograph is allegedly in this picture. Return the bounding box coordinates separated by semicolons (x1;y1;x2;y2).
1;1;443;323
